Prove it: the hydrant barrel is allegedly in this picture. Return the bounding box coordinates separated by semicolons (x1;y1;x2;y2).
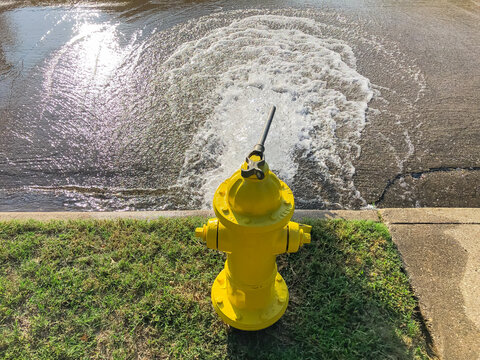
227;248;276;287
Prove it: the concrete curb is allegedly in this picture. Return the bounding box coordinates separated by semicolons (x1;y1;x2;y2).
0;209;380;222
1;208;477;223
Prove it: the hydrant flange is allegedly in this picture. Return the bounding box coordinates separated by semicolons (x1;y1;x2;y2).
211;269;289;331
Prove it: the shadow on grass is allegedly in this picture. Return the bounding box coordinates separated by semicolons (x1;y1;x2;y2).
224;220;434;360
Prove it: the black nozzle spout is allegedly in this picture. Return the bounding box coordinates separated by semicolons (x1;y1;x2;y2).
257;105;276;154
241;106;276;180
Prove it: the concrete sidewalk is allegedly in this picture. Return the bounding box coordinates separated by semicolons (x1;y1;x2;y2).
0;208;478;359
380;208;480;360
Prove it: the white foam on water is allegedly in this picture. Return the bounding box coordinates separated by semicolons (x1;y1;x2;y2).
173;15;373;207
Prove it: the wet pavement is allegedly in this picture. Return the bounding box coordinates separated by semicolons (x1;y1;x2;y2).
0;0;479;211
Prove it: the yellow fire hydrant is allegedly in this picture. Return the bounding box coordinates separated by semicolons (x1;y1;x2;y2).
195;106;311;331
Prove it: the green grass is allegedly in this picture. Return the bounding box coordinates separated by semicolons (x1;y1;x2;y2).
0;218;432;359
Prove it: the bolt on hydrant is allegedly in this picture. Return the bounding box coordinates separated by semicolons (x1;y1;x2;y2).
195;106;311;331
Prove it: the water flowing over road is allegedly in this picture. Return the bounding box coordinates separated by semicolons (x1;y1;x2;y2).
0;0;479;211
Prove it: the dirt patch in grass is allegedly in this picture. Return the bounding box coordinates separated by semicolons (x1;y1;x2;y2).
0;218;434;359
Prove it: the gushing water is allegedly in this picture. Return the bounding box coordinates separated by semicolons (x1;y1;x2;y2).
174;16;373;208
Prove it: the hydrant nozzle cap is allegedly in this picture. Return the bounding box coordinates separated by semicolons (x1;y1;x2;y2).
195;226;206;241
300;224;312;245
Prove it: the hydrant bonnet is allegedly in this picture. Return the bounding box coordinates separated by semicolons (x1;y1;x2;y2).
213;161;294;232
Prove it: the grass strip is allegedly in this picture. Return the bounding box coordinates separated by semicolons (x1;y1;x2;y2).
0;218;432;359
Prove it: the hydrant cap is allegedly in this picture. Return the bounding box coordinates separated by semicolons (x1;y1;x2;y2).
212;158;294;232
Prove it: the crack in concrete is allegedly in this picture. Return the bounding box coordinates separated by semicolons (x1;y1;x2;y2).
376;166;480;205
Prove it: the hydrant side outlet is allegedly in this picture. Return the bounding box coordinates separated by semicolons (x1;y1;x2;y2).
196;157;311;331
